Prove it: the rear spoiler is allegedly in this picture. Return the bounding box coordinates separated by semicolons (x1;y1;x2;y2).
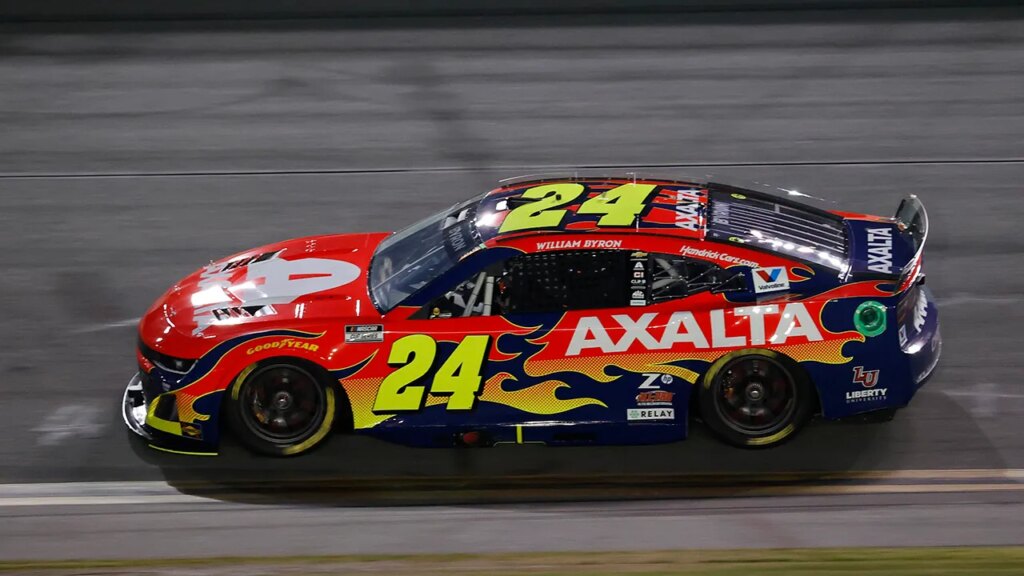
895;195;929;290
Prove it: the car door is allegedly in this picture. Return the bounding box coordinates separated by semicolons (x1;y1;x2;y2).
377;247;738;444
376;248;632;439
488;249;744;441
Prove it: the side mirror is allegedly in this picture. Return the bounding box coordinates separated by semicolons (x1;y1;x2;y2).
711;271;747;294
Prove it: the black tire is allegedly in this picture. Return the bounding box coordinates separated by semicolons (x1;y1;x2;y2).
699;350;813;448
225;361;338;457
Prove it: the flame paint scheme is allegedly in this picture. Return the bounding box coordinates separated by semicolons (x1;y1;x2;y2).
123;176;941;455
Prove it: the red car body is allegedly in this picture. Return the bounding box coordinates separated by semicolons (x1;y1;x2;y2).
124;176;940;456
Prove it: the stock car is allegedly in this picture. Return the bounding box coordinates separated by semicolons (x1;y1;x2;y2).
123;175;940;456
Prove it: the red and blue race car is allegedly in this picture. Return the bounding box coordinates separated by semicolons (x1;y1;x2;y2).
123;175;940;456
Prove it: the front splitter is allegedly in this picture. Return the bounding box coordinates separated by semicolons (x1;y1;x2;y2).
122;372;151;440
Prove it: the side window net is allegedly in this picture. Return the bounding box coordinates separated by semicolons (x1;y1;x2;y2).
504;251;630;314
426;250;630;317
425;250;733;318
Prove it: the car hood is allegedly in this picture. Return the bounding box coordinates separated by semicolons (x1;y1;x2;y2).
141;232;388;355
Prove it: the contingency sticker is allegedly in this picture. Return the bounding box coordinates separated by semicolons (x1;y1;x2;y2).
629;251;647;306
627;408;675;421
345;324;384;343
752;266;790;294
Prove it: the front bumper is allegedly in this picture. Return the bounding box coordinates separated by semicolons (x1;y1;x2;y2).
122;372;152;440
122;372;218;455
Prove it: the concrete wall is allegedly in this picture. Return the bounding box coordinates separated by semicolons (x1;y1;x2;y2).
1;0;1016;22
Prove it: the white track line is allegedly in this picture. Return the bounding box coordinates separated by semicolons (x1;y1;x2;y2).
0;470;1021;507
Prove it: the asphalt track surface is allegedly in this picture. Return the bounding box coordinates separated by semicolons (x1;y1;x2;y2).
1;7;1024;560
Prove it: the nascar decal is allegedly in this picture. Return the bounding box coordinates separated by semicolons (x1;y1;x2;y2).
752;266;790;294
345;324;384;343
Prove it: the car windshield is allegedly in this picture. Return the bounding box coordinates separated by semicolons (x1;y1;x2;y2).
369;197;482;312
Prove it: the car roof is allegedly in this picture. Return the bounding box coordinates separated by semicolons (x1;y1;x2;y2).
471;174;853;273
477;176;709;244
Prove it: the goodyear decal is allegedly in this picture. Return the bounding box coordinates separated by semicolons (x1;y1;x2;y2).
246;338;320;355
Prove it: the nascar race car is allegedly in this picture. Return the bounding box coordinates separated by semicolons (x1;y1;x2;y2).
123;175;940;456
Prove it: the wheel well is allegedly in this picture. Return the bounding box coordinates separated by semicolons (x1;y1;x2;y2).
779;354;821;417
221;356;353;432
694;349;822;417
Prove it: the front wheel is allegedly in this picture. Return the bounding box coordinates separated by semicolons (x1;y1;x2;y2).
699;351;813;448
225;361;337;457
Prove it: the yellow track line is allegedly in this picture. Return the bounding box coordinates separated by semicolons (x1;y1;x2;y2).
799;469;1024;481
679;483;1024;497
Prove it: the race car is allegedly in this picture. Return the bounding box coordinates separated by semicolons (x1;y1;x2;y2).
123;175;940;456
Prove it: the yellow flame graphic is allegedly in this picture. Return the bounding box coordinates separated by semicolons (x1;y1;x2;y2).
175;393;211;423
525;352;703;384
474;372;606;414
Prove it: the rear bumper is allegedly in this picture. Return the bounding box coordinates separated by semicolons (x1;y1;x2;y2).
902;286;941;390
815;284;940;420
909;325;941;389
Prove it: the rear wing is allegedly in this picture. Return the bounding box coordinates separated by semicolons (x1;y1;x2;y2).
895;195;929;288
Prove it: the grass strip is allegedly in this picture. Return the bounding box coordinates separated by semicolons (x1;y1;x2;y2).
2;547;1024;575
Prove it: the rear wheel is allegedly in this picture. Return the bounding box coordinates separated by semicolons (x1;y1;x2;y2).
699;351;813;448
226;361;337;457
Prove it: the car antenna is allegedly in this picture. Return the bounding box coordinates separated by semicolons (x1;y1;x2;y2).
624;171;641;229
